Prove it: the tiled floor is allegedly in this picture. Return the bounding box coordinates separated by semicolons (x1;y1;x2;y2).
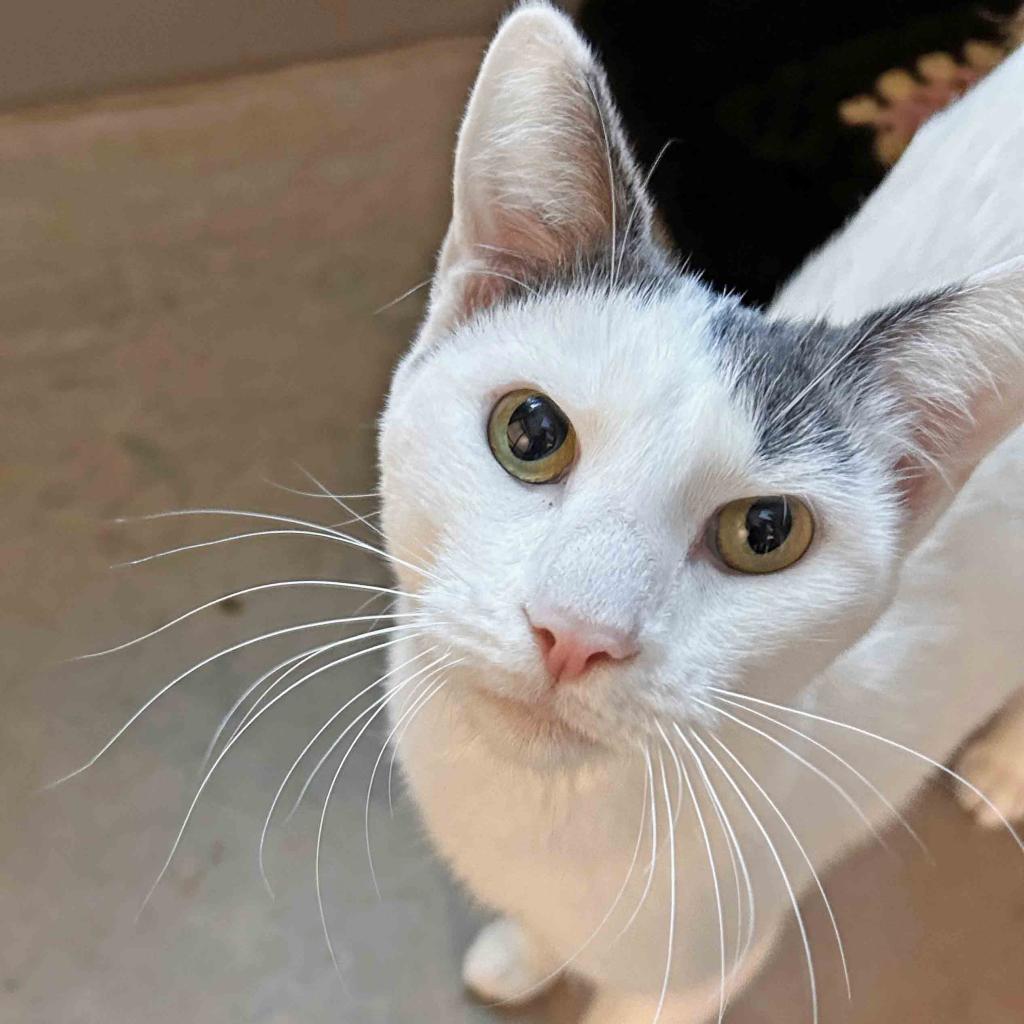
2;36;1023;1024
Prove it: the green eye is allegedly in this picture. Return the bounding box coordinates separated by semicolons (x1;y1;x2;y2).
713;496;814;574
488;389;577;483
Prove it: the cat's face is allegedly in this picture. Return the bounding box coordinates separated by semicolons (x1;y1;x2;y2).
379;5;1024;767
381;281;902;762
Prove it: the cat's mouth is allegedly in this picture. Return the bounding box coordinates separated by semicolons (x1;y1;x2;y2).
468;685;604;755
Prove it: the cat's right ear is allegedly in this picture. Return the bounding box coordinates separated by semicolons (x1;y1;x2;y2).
855;261;1024;552
425;3;656;333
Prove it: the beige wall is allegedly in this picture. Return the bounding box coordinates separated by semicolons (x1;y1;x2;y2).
0;0;578;110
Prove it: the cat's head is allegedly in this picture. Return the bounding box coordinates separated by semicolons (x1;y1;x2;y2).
379;4;1024;767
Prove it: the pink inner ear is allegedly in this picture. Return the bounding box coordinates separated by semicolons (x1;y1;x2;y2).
429;8;656;331
892;396;971;523
448;209;568;324
894;386;1010;529
486;204;573;269
456;266;518;322
893;451;929;518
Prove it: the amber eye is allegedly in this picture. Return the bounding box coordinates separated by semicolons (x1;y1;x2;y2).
712;495;814;574
488;389;577;483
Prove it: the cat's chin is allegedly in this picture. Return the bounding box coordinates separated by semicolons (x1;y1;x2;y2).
463;686;609;770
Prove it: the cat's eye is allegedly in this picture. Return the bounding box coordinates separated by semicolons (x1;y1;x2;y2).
712;495;814;574
488;389;577;483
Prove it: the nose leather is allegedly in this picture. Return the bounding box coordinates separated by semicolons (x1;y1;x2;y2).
527;507;655;682
530;609;638;683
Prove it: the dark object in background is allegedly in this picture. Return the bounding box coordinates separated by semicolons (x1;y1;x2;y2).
578;0;1020;304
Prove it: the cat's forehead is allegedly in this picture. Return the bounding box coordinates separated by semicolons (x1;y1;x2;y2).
452;276;728;403
397;268;867;494
398;278;764;492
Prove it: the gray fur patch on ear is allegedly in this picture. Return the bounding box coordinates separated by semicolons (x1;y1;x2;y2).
710;303;867;465
711;272;1024;548
709;287;968;466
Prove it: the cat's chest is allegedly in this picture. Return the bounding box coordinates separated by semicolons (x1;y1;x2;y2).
391;694;642;900
390;692;780;990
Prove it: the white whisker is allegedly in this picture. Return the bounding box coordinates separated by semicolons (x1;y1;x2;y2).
201;642;336;774
658;724;725;1024
692;729;818;1024
616;745;659;941
706;730;851;1000
297;467;434;584
314;675;450;980
47;619;430;790
225;623;415;754
206;593;397;771
258;645;443;897
374;276;432;315
473;242;530;261
583;76;617;297
651;751;677;1024
134;631;415;916
295;465;387;543
449;266;538;297
80;584;417;660
614;137;675;288
764;314;881;432
377;659;452;819
329;509;382;528
262;483;380;505
674;725;755;976
112;529;373;568
363;663;458;897
710;693;929;859
386;667;446;818
497;749;651;1004
261;483;381;529
708;687;1024;857
700;696;892;855
118;508;442;584
284;656;445;824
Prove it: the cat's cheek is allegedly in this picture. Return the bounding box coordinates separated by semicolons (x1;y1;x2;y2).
378;493;437;587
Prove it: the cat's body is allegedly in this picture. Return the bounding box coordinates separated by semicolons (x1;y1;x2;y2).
380;7;1024;1021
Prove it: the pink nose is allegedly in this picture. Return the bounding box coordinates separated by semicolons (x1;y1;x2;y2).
530;611;638;683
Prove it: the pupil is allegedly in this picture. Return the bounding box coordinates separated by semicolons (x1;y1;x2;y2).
745;497;792;555
506;396;567;462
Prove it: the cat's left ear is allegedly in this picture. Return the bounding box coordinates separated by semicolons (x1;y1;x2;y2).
859;262;1024;550
427;4;657;331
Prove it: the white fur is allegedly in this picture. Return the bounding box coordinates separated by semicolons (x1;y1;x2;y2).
462;916;562;1002
379;7;1024;1021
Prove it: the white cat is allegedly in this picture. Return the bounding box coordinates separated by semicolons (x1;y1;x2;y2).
379;6;1024;1022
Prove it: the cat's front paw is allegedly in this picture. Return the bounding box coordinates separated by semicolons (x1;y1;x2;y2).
955;731;1024;827
462;917;561;1005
